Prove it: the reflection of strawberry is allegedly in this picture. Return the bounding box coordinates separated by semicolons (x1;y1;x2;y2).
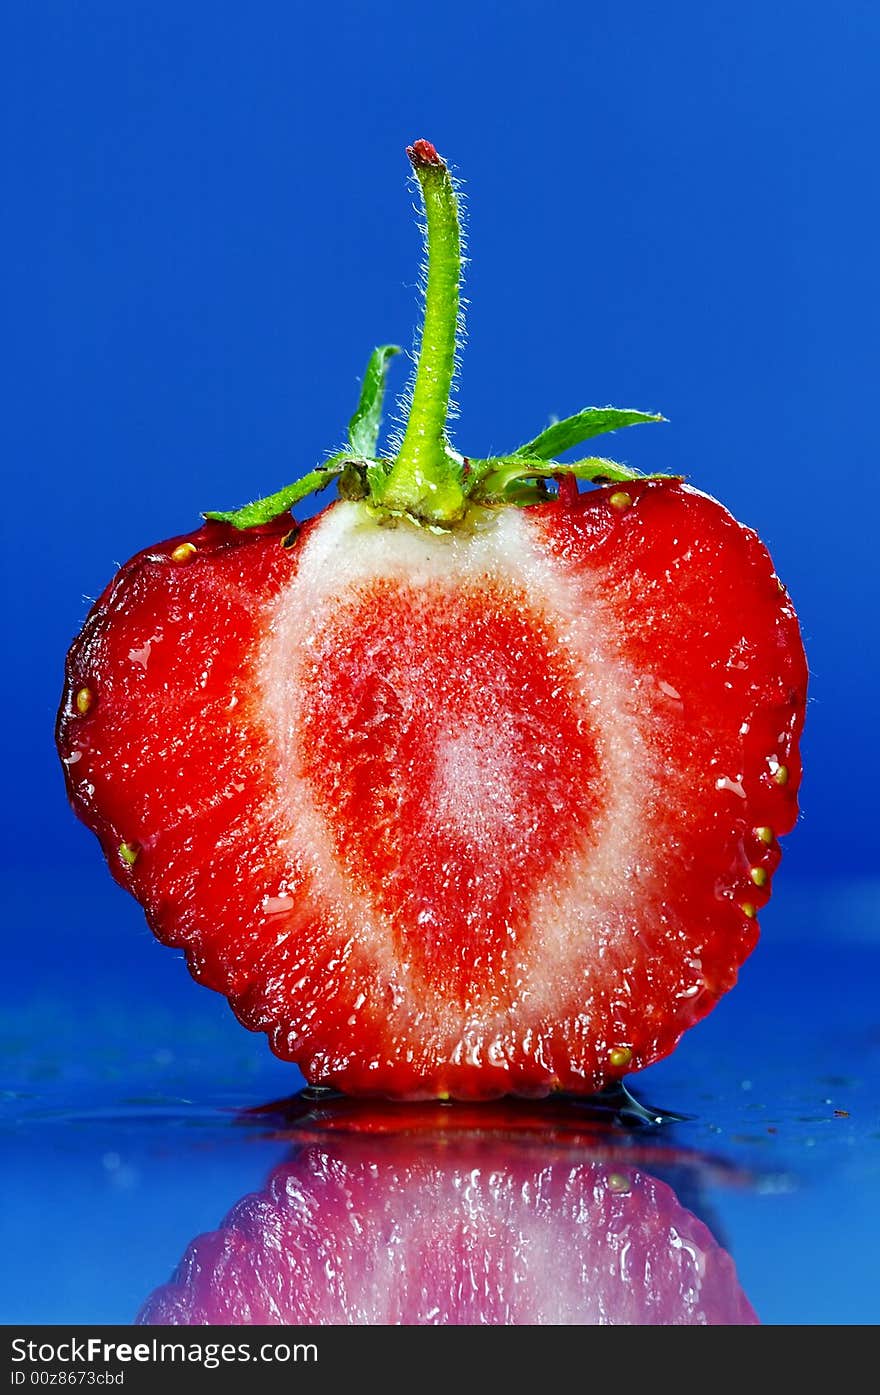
57;141;807;1100
137;1105;757;1325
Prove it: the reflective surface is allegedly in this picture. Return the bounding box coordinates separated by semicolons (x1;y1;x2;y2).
2;873;879;1325
138;1098;756;1326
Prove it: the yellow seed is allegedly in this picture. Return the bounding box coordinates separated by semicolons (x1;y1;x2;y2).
773;764;789;786
607;1172;632;1194
75;687;94;715
741;901;757;919
436;1090;450;1102
118;842;139;867
609;1045;633;1068
755;826;774;845
609;490;633;511
171;542;197;563
750;867;768;888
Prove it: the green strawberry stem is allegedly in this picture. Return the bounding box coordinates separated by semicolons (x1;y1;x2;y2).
375;140;468;525
205;140;671;533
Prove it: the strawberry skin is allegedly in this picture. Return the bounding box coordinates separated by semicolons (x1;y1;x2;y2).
137;1103;758;1325
57;479;806;1099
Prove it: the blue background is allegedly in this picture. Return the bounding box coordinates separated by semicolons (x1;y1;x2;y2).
2;0;879;1328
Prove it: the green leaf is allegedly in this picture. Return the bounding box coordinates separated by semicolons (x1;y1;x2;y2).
348;345;401;458
514;407;664;461
204;452;350;529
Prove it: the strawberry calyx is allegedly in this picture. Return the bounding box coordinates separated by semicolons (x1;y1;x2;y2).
206;141;671;533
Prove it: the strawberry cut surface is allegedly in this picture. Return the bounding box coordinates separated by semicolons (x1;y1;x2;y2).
57;480;807;1099
298;578;604;993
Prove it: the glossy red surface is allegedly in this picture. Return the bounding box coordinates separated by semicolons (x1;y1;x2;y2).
300;578;603;992
57;482;807;1098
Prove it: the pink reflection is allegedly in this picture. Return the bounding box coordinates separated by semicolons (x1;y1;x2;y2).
138;1101;757;1326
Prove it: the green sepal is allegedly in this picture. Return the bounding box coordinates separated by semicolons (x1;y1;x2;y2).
204;344;403;530
514;407;664;461
471;453;675;505
347;345;401;458
365;459;392;497
204;452;351;529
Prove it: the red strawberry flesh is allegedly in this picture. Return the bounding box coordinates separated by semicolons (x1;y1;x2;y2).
57;479;807;1099
300;578;604;994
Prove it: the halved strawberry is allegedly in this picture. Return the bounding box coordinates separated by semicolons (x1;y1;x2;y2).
57;141;807;1100
137;1102;758;1325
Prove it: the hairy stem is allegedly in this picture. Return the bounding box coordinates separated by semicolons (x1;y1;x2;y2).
378;141;467;524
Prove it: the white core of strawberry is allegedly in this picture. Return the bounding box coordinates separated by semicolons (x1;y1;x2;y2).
258;501;666;1081
434;725;518;843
